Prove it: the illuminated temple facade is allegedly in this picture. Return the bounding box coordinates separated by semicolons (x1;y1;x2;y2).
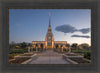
32;13;67;49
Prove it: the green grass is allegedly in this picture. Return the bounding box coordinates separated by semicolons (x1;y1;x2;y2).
9;49;28;54
9;54;20;59
71;49;90;53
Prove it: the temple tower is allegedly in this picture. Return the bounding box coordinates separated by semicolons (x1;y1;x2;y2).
45;12;54;49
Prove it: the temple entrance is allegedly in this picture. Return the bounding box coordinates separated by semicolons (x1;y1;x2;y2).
47;46;52;49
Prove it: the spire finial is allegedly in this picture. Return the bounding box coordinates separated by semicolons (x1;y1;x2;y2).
49;12;51;16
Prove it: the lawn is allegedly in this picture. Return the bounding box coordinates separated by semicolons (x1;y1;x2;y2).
71;49;91;53
9;49;28;54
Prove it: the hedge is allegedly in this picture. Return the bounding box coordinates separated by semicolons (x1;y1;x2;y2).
9;49;28;54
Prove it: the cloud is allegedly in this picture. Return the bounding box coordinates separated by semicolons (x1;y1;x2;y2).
55;24;77;33
55;24;90;34
78;28;90;34
71;35;90;38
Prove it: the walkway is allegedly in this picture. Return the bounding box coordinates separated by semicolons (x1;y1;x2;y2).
28;50;70;64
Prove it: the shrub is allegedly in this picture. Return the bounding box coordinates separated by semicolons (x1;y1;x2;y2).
84;52;91;60
63;48;69;52
9;54;20;59
70;58;90;63
33;48;36;51
71;49;90;53
9;49;28;54
9;54;14;59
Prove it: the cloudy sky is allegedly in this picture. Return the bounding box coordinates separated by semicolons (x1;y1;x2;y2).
9;9;91;45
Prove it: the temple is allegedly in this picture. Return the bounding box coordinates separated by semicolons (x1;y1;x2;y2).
32;12;67;49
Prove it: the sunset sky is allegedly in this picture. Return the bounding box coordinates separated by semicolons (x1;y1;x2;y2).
9;9;91;45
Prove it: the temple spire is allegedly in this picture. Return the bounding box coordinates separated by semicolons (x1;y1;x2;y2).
49;12;51;27
47;12;52;33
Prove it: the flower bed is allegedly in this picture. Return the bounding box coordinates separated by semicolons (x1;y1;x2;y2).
9;57;30;64
69;58;90;63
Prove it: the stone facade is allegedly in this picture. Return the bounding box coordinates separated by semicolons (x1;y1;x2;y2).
32;12;67;49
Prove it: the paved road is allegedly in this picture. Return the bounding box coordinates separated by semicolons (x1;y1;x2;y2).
28;50;70;64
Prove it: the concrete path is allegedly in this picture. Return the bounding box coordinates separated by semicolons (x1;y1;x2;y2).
28;50;70;64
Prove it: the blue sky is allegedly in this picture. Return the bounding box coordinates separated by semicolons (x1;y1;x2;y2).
9;9;91;45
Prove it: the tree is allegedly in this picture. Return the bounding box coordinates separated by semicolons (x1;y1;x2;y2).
79;43;89;50
41;44;43;48
35;44;38;48
71;43;78;49
66;43;71;53
66;43;70;48
55;44;58;49
20;42;27;48
60;44;63;52
40;43;44;51
28;43;31;46
60;44;63;48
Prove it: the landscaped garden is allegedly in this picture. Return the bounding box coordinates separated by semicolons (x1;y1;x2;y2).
9;57;30;64
20;53;33;56
9;52;34;64
69;58;90;64
9;54;21;59
71;49;91;53
9;49;28;54
66;53;78;56
63;48;91;64
9;42;34;64
84;52;91;60
63;48;69;52
9;42;91;64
